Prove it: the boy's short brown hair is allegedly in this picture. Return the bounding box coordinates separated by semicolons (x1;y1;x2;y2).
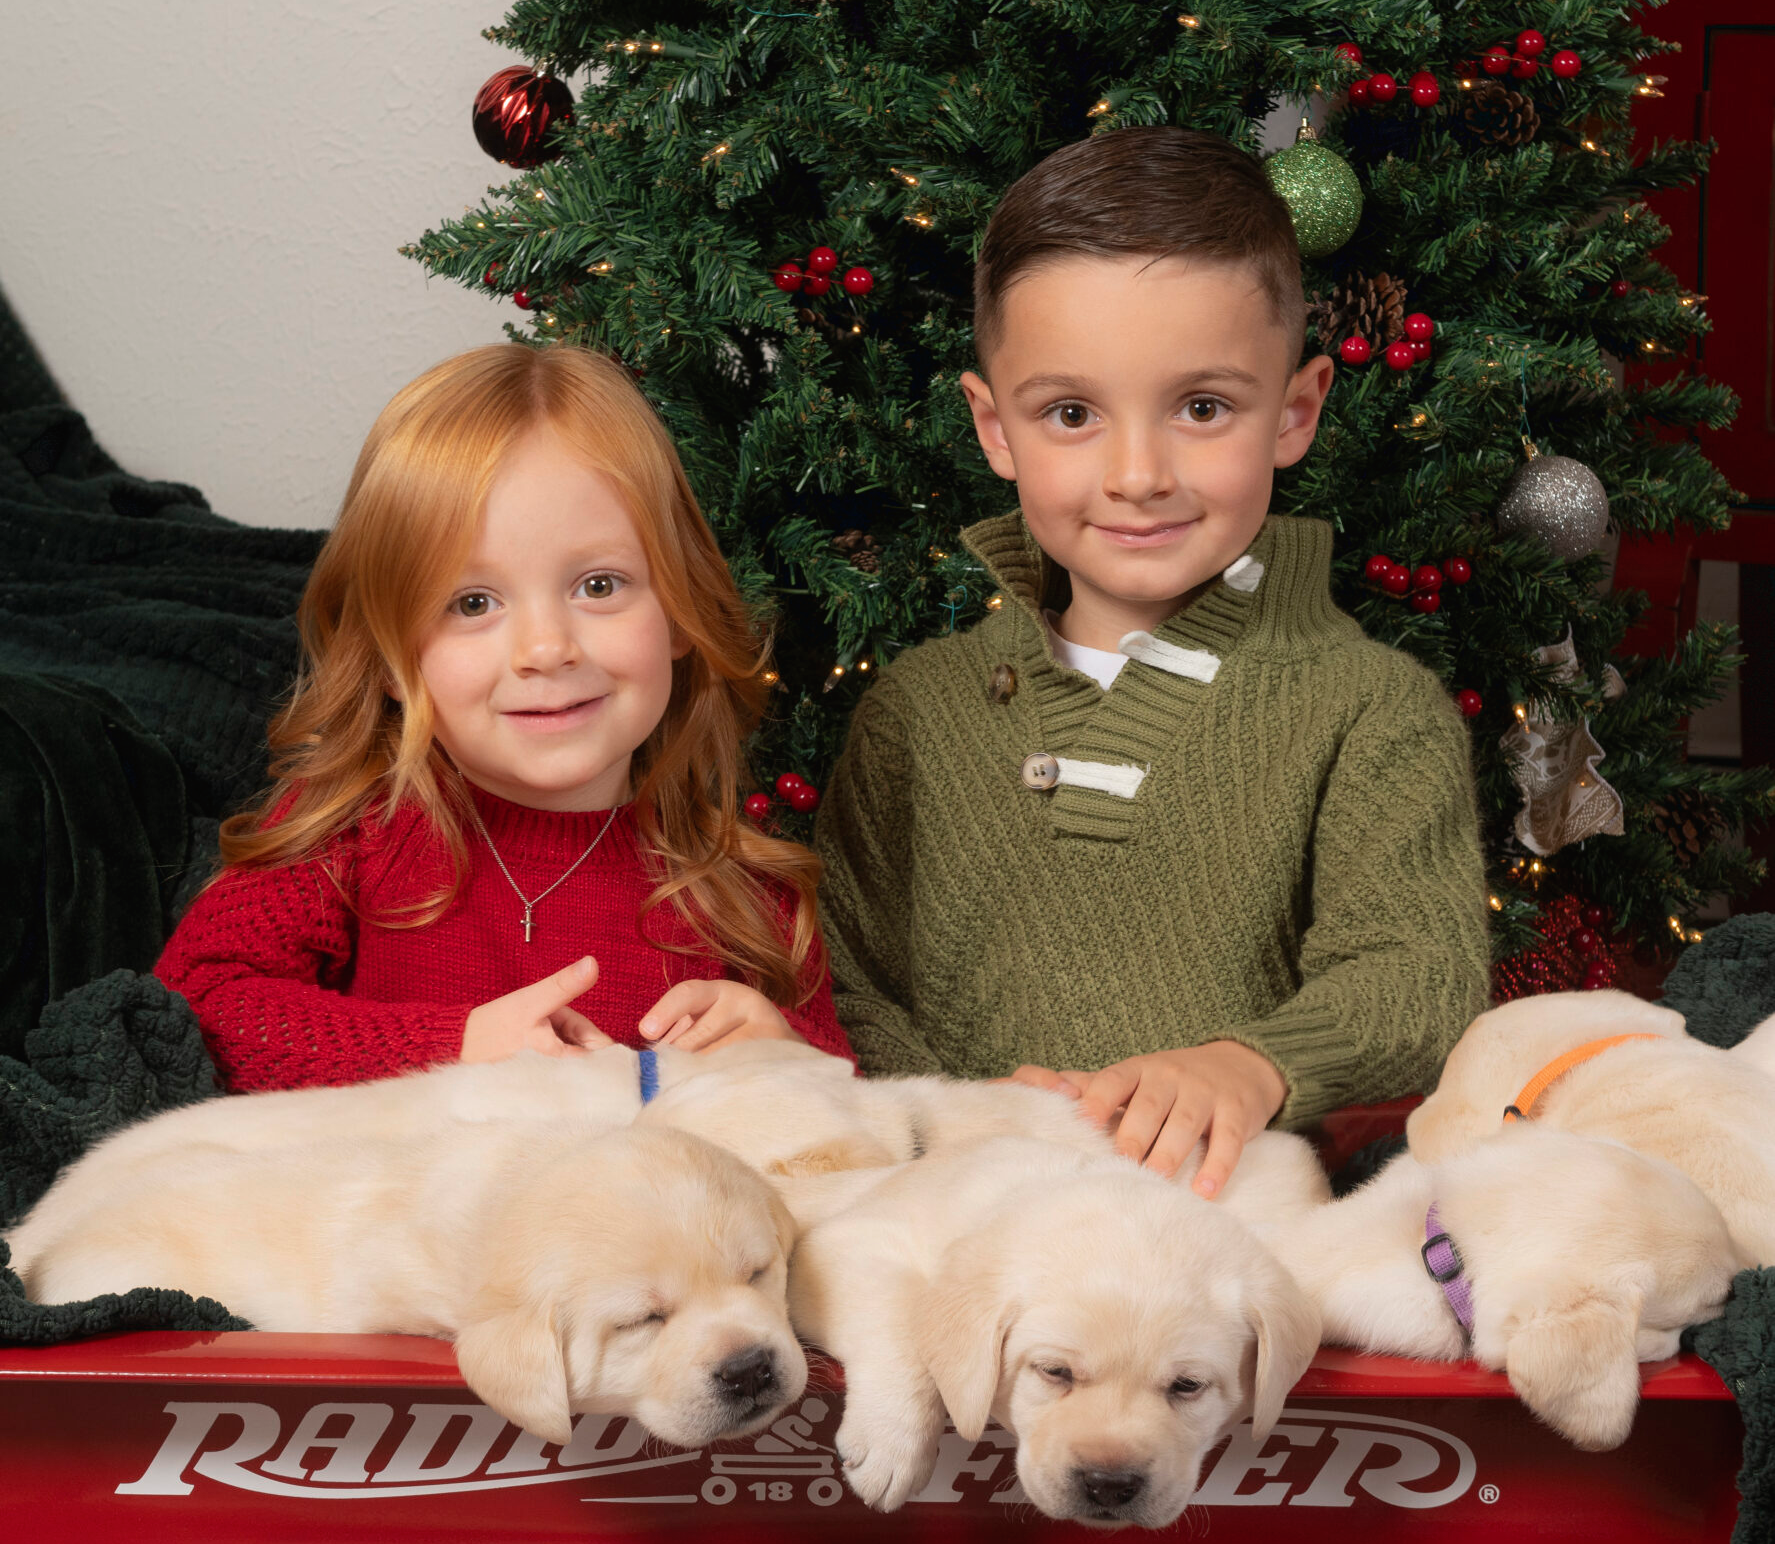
974;127;1308;367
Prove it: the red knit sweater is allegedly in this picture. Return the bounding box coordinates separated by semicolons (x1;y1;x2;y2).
155;786;851;1091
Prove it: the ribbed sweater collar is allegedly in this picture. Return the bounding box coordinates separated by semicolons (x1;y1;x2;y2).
464;781;636;862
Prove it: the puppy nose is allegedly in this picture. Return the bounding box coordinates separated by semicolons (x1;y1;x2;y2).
1078;1468;1145;1511
713;1346;776;1402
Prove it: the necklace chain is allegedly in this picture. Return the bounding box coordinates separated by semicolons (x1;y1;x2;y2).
466;798;619;943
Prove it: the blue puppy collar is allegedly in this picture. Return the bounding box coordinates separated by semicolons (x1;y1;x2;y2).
638;1046;660;1104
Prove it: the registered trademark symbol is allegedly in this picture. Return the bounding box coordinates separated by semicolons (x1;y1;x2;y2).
1479;1483;1500;1505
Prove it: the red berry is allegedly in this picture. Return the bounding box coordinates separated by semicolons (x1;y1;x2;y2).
1385;339;1416;370
1381;565;1412;596
773;263;805;293
483;262;503;286
775;773;806;799
1455;58;1479;79
1482;45;1512;76
1335;42;1363;64
1550;49;1581;78
1581;903;1606;930
1412;564;1443;593
1456;688;1483;718
806;246;838;275
1516;29;1546;58
1442;556;1473;585
802;274;832;297
1409;71;1440;107
1368;71;1398;102
1365;553;1394;582
1410;591;1442;614
1609;277;1631;298
842;266;875;297
744;793;772;821
1410;338;1432;362
1347;78;1372;106
788;784;821;814
1510;54;1539;80
512;288;532;310
1404;312;1434;342
1581;963;1610;990
1571;927;1600;955
1339;335;1373;365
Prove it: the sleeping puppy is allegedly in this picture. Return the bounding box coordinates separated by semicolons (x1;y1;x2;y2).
1732;1008;1775;1080
784;1134;1324;1526
1406;989;1775;1264
11;1123;806;1449
1273;1123;1744;1451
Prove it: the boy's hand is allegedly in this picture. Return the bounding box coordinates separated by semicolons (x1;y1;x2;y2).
1026;1042;1287;1197
461;956;612;1063
638;980;807;1054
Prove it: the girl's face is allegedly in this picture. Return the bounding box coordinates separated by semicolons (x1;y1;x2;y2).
414;425;685;811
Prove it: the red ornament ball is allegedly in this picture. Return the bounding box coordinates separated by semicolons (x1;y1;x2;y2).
1442;555;1473;585
473;66;575;169
1364;553;1394;582
1516;29;1546;58
773;263;805;294
744;793;772;821
1367;72;1398;102
1385;339;1416;370
1571;927;1600;955
1409;591;1442;614
802;274;832;297
1404;311;1435;342
1339;335;1373;365
1482;46;1513;77
483;262;503;286
787;784;821;814
1550;49;1582;78
842;266;875;297
1335;42;1364;64
1347;78;1372;106
1609;277;1631;298
1412;564;1443;593
775;773;806;799
1456;688;1483;718
1510;54;1539;80
512;288;533;310
806;246;839;275
1409;71;1440;107
1381;565;1412;596
1581;903;1606;930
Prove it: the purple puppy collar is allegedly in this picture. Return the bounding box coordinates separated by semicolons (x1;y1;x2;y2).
1422;1202;1475;1337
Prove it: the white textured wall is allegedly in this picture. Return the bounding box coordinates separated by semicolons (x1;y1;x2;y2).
0;1;513;529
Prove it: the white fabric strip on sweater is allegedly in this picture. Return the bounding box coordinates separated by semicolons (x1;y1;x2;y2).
1054;757;1147;799
1222;554;1264;592
1118;631;1222;683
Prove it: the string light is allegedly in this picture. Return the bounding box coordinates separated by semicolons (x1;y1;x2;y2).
929;547;948;561
1488;894;1503;911
1680;293;1707;308
1177;13;1201;26
760;669;779;686
888;167;920;186
1686;929;1704;945
1088;98;1114;116
1513;702;1528;722
1635;75;1666;97
1668;915;1685;937
589;261;614;273
906;211;935;228
986;593;1005;610
857;659;872;672
702;142;731;162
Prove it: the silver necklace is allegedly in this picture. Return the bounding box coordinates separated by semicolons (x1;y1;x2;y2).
466;798;619;944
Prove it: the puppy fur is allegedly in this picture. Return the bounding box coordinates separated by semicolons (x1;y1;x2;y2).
12;1123;806;1449
1274;1123;1744;1451
785;1134;1324;1526
1407;989;1775;1264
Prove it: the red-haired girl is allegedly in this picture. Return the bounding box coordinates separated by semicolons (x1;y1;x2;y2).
157;344;849;1090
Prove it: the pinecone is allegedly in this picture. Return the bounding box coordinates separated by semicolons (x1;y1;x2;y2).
1646;787;1723;869
1461;83;1539;147
832;528;882;571
1308;271;1409;352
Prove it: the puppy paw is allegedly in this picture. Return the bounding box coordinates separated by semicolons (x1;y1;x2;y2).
836;1404;939;1512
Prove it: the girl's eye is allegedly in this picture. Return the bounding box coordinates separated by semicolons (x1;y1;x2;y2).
1050;402;1092;430
1183;398;1224;424
449;592;493;618
578;573;624;601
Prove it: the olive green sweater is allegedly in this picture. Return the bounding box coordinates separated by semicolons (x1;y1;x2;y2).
814;512;1492;1127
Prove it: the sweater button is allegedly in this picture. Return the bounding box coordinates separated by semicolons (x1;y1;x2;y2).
988;663;1017;704
1021;752;1060;790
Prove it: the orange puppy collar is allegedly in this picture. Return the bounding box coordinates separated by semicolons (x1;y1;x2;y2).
1501;1034;1661;1123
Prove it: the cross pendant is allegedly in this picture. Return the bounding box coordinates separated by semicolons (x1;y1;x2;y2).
522;905;534;944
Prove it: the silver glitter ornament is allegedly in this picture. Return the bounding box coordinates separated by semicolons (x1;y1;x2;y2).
1494;440;1611;561
1264;121;1362;259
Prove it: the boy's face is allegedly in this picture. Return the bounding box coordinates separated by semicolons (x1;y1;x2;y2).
960;255;1333;650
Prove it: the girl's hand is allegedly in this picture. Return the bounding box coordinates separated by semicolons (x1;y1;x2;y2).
638;979;806;1054
461;956;613;1063
1027;1042;1287;1198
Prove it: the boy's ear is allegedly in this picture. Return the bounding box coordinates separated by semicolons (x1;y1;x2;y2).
959;371;1018;483
1273;353;1336;470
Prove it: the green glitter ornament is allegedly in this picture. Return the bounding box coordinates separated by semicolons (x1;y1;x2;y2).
1264;119;1363;259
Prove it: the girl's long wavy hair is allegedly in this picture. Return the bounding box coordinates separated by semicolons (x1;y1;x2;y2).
221;343;821;1004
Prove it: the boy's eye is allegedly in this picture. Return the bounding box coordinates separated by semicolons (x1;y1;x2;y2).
1046;402;1093;430
1183;398;1224;424
577;573;625;600
449;592;494;618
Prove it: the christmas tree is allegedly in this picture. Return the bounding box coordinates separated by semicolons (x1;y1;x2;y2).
404;0;1773;974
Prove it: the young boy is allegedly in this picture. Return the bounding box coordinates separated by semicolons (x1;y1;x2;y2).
814;127;1491;1199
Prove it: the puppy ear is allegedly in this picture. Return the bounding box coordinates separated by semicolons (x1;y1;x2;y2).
766;1186;799;1261
1244;1250;1320;1441
454;1302;573;1447
1504;1286;1642;1451
917;1234;1016;1442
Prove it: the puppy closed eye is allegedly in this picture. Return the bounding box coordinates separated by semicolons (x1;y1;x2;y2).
618;1310;669;1333
1035;1363;1074;1388
748;1264;773;1286
1167;1375;1207;1402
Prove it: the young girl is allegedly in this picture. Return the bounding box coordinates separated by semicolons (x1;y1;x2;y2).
157;343;851;1091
